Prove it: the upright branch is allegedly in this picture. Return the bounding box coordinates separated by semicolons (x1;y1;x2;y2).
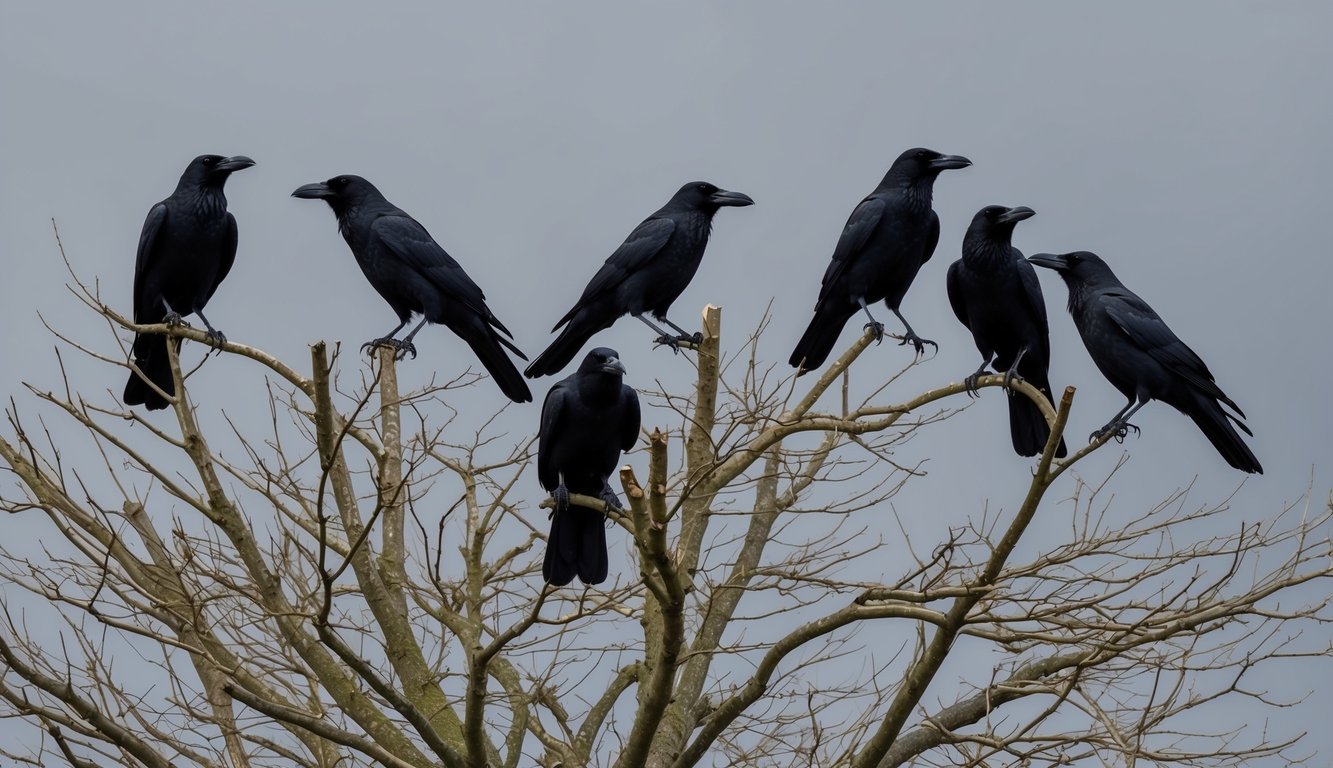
617;431;687;768
677;304;723;575
309;342;470;761
379;346;407;590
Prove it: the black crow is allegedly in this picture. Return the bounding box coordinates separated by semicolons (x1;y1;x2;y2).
292;175;531;403
523;182;753;378
124;153;254;410
538;347;641;586
790;148;970;372
1028;251;1261;473
947;206;1067;457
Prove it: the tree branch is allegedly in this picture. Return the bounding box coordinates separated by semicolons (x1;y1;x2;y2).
616;431;686;768
850;388;1077;768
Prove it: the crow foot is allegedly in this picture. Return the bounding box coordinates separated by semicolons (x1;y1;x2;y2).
163;312;188;328
964;370;986;399
550;484;571;517
1002;367;1024;395
362;337;417;361
863;321;886;344
203;329;227;348
894;331;937;356
653;334;701;353
600;488;624;513
1090;420;1140;444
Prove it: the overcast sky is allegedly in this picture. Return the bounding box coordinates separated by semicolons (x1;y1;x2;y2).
2;2;1330;761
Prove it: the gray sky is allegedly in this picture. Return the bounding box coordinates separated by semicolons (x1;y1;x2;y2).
2;1;1330;761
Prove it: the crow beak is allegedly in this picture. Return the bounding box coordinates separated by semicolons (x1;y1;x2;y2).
929;154;972;171
1027;253;1070;271
997;206;1036;224
709;189;755;207
601;357;627;375
292;182;335;200
216;155;256;173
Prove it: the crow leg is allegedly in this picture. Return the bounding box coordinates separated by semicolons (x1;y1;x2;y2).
391;317;431;360
635;313;673;337
662;317;703;346
162;301;188;328
600;482;624;514
362;318;416;360
1091;399;1146;444
1002;347;1028;393
194;310;227;347
637;314;691;355
964;356;992;398
891;308;936;355
857;297;885;344
551;475;571;516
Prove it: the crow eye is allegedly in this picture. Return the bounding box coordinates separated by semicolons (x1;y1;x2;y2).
697;184;710;192
336;177;349;186
202;157;216;165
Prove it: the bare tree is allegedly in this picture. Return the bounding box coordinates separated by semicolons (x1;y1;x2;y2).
1;234;1329;767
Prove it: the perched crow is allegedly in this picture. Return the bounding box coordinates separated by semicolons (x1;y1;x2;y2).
1028;251;1261;473
947;206;1067;458
790;148;970;372
523;182;753;378
538;347;641;586
124;154;254;410
292;175;531;403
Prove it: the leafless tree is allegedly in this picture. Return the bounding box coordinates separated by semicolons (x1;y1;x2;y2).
1;232;1329;767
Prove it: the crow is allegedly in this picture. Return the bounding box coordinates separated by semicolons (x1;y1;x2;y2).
124;154;254;410
790;148;970;372
947;206;1067;457
538;347;641;586
1028;251;1261;473
523;182;753;378
292;175;531;403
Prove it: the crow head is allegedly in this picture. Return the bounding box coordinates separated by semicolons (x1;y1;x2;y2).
1028;251;1117;285
579;347;627;377
182;154;255;187
291;175;380;214
970;205;1035;238
885;147;971;185
671;181;755;212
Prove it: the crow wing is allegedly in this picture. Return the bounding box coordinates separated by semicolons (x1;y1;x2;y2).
815;196;884;307
620;385;641;452
1101;291;1241;415
945;259;970;329
132;202;169;322
554;216;676;330
537;381;570;492
369;214;513;337
918;209;941;266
